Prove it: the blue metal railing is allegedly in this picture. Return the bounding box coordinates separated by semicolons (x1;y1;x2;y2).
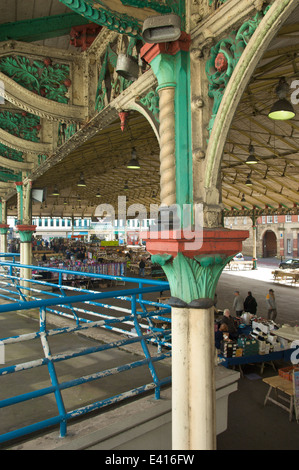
0;256;172;444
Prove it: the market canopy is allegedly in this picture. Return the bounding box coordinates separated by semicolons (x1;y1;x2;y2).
0;0;298;219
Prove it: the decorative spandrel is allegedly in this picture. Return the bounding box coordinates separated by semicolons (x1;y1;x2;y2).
205;8;270;135
0;56;71;104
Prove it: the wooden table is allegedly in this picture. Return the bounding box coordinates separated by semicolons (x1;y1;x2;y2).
263;375;296;421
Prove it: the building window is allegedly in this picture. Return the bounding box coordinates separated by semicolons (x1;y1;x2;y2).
56;219;59;227
50;219;54;227
286;214;292;223
61;219;65;227
287;239;292;254
274;215;278;223
44;218;48;227
267;216;273;223
262;216;266;224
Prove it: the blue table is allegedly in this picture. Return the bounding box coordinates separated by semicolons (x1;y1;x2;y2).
219;349;295;376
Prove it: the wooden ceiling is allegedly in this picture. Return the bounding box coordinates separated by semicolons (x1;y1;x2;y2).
221;6;299;215
29;113;161;218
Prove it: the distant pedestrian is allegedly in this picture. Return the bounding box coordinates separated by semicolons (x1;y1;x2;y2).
233;290;244;316
266;289;277;321
139;258;145;277
244;291;257;315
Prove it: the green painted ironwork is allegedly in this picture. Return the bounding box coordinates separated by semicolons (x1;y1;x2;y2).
0;56;71;104
0;144;24;162
139;90;160;123
95;43;135;112
0;111;41;143
60;0;185;37
0;13;90;43
151;252;233;304
205;9;269;135
149;46;193;212
60;0;142;38
0;168;21;183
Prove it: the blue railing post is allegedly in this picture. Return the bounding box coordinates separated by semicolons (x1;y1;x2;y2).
39;307;68;438
0;253;171;443
131;294;161;400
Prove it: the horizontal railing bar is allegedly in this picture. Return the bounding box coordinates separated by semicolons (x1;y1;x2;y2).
0;261;169;287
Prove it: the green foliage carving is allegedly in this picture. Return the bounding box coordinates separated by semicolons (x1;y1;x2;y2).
0;110;41;142
152;252;232;304
140;90;160;123
205;9;269;135
0;143;23;162
0;55;71;103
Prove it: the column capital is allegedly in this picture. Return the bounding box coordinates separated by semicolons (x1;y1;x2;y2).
0;224;10;235
143;228;249;306
140;32;191;91
16;224;36;242
140;32;191;64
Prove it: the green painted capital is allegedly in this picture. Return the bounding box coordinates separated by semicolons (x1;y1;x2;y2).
150;53;177;91
152;251;233;306
17;230;34;243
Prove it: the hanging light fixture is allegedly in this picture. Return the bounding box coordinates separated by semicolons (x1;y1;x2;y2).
96;188;101;197
77;172;86;187
63;198;67;205
246;144;258;164
241;194;246;203
245;175;253;186
124;180;129;190
268;77;295;120
52;186;60;196
127;147;140;169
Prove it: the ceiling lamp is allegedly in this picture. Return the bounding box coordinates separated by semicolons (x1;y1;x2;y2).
96;189;101;197
63;198;67;205
241;194;246;203
268;78;295;121
124;181;129;190
52;186;60;196
77;172;86;187
127;147;140;169
142;14;181;43
246;144;258;164
245;175;253;186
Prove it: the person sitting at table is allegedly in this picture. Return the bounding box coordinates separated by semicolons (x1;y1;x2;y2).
221;308;238;339
215;323;229;349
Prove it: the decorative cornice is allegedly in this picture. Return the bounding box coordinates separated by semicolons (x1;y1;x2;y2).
0;127;52;155
0;71;88;123
0;156;34;171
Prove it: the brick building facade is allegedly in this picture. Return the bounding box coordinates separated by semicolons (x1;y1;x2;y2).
224;214;299;260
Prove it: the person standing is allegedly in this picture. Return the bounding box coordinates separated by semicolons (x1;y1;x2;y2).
139;258;145;277
233;290;244;316
244;291;257;315
266;289;277;321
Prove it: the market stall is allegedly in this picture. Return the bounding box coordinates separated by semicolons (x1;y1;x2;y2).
216;315;296;377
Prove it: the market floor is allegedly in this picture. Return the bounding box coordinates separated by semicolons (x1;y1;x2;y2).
2;258;299;450
217;259;299;450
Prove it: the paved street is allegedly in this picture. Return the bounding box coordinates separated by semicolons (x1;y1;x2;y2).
216;258;299;326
